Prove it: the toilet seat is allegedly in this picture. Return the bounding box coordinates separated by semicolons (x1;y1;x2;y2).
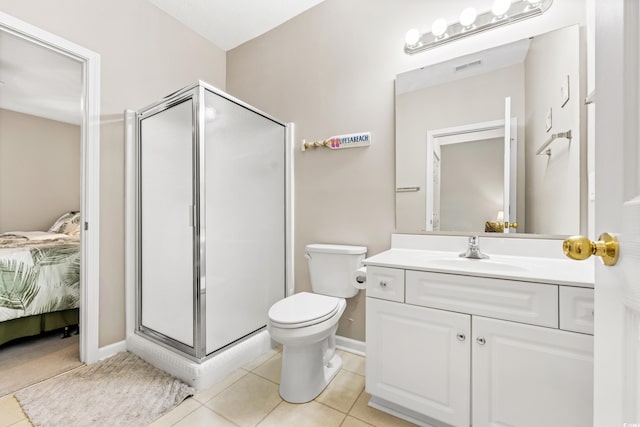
268;292;341;329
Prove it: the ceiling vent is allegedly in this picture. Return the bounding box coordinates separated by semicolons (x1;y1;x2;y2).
455;60;483;72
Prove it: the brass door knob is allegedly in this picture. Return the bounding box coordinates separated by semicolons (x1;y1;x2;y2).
563;233;619;266
504;222;518;229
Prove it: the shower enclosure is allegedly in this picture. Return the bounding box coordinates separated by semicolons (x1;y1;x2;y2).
133;81;291;361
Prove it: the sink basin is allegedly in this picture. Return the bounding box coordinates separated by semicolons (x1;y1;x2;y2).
424;257;529;273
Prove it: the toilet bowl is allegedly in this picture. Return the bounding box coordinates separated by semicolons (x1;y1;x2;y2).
268;292;346;403
267;243;367;403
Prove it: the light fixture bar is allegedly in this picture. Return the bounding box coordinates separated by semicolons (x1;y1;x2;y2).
405;0;553;55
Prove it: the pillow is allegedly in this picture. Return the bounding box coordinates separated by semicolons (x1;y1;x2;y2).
48;211;81;236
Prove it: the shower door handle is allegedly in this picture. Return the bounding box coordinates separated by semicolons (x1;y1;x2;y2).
188;205;196;227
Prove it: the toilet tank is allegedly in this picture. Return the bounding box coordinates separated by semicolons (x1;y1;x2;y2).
305;244;367;298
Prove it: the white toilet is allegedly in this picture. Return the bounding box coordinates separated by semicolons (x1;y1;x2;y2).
267;243;367;403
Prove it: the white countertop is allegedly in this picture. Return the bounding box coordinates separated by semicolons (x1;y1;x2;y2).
363;248;595;288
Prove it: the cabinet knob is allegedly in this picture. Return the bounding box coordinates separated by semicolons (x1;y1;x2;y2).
456;333;466;341
379;281;387;287
476;336;486;345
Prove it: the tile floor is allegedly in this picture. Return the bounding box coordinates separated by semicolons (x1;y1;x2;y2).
0;348;417;427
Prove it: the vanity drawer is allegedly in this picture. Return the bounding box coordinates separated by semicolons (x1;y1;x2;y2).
405;271;558;328
367;266;405;302
559;287;594;335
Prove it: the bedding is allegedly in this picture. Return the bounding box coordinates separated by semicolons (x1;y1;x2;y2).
48;211;81;236
0;232;80;324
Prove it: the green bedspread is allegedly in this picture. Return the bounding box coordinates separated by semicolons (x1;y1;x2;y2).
0;234;80;323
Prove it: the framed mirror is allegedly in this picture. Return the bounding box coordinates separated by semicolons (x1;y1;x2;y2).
395;24;586;237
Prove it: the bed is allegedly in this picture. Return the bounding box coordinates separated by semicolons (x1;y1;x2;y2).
0;212;81;346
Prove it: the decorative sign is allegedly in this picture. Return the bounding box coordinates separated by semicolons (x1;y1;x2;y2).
327;132;371;149
301;132;371;152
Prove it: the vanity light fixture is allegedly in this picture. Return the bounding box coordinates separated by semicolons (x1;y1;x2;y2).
431;18;448;39
492;0;512;18
404;0;553;55
459;7;478;29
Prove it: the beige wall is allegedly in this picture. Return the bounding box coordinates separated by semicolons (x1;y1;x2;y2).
227;0;586;342
0;109;80;232
440;138;504;232
396;64;525;232
525;25;584;235
0;0;226;346
0;0;586;346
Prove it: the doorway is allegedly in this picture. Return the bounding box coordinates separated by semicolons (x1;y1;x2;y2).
0;11;100;371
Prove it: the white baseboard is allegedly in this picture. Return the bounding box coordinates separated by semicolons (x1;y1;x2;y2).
97;340;127;361
336;335;366;356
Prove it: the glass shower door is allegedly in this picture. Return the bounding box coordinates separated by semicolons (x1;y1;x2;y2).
139;97;195;351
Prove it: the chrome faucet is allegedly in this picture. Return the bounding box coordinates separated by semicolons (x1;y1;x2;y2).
459;236;489;259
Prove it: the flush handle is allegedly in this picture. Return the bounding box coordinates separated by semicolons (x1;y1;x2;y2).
456;333;466;342
563;232;619;266
476;336;486;345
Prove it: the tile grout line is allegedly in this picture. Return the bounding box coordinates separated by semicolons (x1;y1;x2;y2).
172;368;252;425
345;387;365;415
200;371;281;427
194;368;249;405
207;406;243;427
246;353;282;386
164;399;202;427
253;398;285;426
344;390;378;427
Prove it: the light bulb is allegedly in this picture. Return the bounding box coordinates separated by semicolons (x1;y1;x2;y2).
492;0;511;17
527;0;541;3
459;7;477;27
405;28;421;46
431;18;448;37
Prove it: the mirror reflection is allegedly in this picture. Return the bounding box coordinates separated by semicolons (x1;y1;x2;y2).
395;24;586;236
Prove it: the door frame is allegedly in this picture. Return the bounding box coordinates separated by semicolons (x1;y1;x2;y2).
426;116;516;232
0;12;101;364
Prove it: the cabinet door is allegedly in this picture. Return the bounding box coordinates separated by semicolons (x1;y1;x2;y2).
472;316;593;427
366;297;470;427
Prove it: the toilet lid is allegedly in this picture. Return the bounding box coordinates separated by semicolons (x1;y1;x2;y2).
268;292;341;328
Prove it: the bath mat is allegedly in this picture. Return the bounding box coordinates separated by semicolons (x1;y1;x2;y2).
15;351;194;427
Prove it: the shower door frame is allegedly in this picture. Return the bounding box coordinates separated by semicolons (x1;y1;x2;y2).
136;87;202;358
133;82;293;361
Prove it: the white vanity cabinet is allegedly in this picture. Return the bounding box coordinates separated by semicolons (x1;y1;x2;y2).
365;266;594;427
366;296;471;427
472;316;593;427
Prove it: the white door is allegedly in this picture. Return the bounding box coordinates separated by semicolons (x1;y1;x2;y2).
365;297;471;427
433;147;441;231
472;316;593;427
509;116;518;232
503;97;513;232
593;0;640;425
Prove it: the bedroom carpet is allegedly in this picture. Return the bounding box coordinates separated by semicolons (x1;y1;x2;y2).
15;351;195;427
0;330;81;397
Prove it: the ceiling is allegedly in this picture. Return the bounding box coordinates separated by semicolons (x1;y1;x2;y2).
0;30;83;125
147;0;326;51
0;1;324;126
